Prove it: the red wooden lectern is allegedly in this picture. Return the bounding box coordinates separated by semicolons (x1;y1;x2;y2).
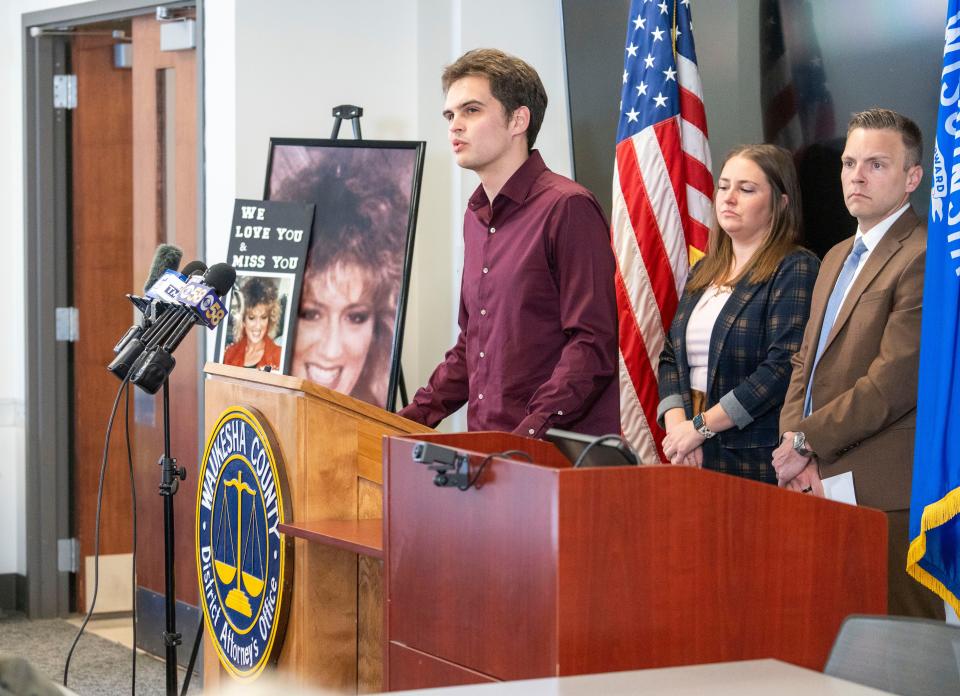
383;432;887;690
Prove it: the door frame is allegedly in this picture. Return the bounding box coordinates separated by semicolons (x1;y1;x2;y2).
22;0;205;618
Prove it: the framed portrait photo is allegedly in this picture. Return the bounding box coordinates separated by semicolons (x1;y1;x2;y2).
218;272;296;373
264;138;426;411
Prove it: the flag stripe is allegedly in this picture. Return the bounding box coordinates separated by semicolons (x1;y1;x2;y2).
618;354;661;464
679;87;708;136
652;118;700;295
614;0;712;460
680;118;712;176
616;136;680;326
616;272;665;453
685;184;713;233
683;152;714;202
612;169;668;368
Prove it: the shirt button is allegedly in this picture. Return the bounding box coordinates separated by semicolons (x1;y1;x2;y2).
478;393;484;400
479;351;485;358
480;308;487;316
557;410;563;416
483;267;489;274
528;428;535;435
489;227;496;234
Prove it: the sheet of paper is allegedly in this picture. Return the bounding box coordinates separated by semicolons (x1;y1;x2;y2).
822;470;857;505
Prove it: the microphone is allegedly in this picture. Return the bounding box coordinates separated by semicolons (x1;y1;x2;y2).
142;244;183;293
131;261;207;342
109;244;184;358
144;260;207;304
129;263;236;393
108;259;208;379
136;260;221;351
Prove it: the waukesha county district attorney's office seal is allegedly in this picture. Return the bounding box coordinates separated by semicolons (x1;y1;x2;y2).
196;406;292;679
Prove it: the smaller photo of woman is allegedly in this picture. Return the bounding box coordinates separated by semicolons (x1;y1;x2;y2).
220;274;294;372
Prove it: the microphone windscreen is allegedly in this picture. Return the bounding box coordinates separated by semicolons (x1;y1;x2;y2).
180;260;207;277
203;263;237;296
142;244;183;292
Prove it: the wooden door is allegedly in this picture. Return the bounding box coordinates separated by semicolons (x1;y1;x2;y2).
130;11;200;612
71;31;134;612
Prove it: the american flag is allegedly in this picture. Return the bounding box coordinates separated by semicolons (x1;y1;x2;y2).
612;0;712;463
760;0;835;149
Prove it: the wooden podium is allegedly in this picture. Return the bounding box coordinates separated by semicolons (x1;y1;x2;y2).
201;364;430;693
383;431;888;690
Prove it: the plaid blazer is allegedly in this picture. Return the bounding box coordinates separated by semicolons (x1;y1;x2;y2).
658;249;820;482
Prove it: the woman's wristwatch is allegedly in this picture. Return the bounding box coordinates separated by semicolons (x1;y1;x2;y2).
692;412;716;439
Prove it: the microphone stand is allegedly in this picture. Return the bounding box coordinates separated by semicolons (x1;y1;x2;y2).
158;379;186;695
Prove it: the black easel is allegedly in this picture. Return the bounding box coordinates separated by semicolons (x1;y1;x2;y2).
330;104;363;139
329;104;409;409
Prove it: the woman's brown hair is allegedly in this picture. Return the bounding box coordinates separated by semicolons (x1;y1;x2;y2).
687;143;802;291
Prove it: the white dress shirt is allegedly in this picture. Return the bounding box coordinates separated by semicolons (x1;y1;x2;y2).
837;203;909;308
686;284;733;392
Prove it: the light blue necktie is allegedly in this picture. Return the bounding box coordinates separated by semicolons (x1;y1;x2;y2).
803;238;868;417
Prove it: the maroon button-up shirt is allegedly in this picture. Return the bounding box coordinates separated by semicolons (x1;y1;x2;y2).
400;151;619;437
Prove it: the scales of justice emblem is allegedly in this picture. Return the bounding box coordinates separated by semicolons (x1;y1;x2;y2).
215;468;266;617
197;406;291;679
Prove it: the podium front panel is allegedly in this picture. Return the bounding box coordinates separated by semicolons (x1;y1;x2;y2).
385;432;889;690
385;437;563;682
554;466;888;674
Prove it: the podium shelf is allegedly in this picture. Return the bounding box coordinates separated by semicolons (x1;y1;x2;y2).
278;519;383;559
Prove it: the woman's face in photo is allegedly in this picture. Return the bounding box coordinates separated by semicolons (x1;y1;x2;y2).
293;262;376;396
243;304;270;347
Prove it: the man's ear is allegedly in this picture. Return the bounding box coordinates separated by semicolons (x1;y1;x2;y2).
510;106;530;136
905;164;923;194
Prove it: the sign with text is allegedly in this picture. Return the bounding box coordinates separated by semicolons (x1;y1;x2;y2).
215;199;314;373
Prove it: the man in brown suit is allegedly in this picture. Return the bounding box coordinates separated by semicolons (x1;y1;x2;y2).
773;108;944;620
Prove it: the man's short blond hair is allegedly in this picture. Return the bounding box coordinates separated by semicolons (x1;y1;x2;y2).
847;108;923;168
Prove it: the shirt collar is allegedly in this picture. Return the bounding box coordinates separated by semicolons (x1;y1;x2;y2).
467;150;546;210
855;202;910;252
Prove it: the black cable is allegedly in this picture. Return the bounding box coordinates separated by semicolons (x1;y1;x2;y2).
179;618;204;696
572;434;637;468
64;373;130;688
124;382;138;695
459;449;533;491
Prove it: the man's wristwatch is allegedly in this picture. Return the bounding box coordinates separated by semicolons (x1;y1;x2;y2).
692;412;716;439
792;431;814;458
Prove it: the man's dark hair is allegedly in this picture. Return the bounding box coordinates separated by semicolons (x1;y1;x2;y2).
441;48;548;151
847;108;923;168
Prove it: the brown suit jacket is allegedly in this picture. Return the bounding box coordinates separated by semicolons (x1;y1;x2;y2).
780;207;926;511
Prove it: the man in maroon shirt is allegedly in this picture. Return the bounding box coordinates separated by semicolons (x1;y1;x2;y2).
399;48;619;438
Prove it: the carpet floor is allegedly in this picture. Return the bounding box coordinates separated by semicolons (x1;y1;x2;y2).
0;615;188;695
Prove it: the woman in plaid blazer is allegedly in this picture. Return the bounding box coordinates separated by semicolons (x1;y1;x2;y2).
657;144;819;483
